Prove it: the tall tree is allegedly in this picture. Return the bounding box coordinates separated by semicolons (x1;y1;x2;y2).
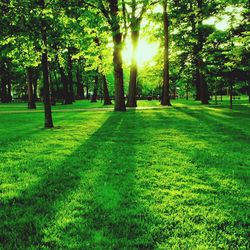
39;0;53;128
126;0;150;107
84;0;126;111
161;0;171;106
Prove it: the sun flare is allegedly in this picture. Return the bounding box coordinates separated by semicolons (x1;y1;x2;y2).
122;39;159;67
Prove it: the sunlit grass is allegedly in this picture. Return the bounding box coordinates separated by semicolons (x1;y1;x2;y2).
0;100;249;249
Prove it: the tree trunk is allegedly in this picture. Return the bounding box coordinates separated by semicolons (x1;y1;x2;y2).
230;80;233;109
76;68;84;99
199;60;209;104
27;68;36;109
248;78;250;103
7;76;12;102
102;74;112;105
1;62;9;103
50;71;56;106
161;0;171;106
59;67;72;104
127;29;140;107
33;69;38;102
40;0;53;128
68;48;75;102
112;32;126;111
91;74;98;102
86;84;89;100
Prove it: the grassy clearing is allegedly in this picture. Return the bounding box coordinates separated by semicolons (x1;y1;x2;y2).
0;100;249;249
0;96;248;112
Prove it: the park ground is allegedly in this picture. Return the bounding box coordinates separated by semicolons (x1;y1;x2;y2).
0;97;249;249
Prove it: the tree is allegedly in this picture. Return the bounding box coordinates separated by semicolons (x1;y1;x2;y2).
39;0;53;128
161;0;171;106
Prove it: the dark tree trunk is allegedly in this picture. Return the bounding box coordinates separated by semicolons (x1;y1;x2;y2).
127;29;139;107
91;74;98;102
230;80;233;109
108;0;126;111
194;68;201;100
40;0;53;128
1;62;9;103
59;67;72;104
33;70;38;102
199;60;209;104
7;77;12;102
102;74;112;105
50;71;56;106
68;48;75;102
76;68;84;99
27;68;36;109
86;84;89;100
161;0;171;106
248;78;250;103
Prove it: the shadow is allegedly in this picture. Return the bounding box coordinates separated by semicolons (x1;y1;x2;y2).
0;111;154;249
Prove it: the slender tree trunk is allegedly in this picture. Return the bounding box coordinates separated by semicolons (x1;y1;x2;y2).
27;68;36;109
40;0;53;128
59;67;72;104
76;68;84;99
86;84;89;100
68;48;75;102
7;77;12;102
91;74;98;102
230;80;233;109
127;29;140;107
161;0;171;106
50;71;56;105
248;78;250;103
102;74;112;105
33;70;38;102
1;62;9;103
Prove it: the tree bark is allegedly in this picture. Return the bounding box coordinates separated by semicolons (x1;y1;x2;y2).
108;0;126;111
102;74;112;105
1;62;9;103
7;76;12;102
199;60;209;104
33;69;38;102
27;68;36;109
196;0;209;104
40;0;53;128
161;0;171;106
248;76;250;103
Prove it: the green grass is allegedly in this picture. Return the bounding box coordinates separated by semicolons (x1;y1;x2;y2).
0;99;249;249
0;96;248;112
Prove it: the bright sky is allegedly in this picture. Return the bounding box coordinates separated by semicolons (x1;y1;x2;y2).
122;39;159;67
203;6;244;31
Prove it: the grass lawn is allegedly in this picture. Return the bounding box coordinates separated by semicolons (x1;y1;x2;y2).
0;99;249;249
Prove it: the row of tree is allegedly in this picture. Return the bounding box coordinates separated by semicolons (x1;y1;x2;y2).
0;0;249;128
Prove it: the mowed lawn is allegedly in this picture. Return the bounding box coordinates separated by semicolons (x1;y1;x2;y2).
0;100;249;249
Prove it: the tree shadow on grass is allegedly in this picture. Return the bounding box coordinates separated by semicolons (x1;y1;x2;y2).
0;112;154;250
152;109;249;248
